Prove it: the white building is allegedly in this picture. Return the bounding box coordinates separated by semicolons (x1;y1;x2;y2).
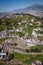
0;49;8;60
26;39;35;47
29;23;33;26
31;19;34;22
22;20;26;23
31;60;42;65
18;22;21;25
32;30;37;39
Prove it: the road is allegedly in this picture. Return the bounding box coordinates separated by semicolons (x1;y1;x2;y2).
14;49;28;54
13;48;43;55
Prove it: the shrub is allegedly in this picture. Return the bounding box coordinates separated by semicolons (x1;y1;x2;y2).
25;49;29;53
8;53;14;61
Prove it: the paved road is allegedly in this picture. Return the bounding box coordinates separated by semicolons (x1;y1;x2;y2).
14;49;28;54
28;53;43;55
13;48;43;55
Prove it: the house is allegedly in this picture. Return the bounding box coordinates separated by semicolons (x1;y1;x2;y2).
0;31;6;38
0;44;3;49
37;21;41;26
8;30;14;36
19;27;23;32
19;15;23;17
26;39;35;47
37;28;42;31
16;29;20;32
29;23;33;26
0;43;8;60
32;30;37;39
31;39;38;44
5;39;13;43
31;62;36;65
0;49;8;60
24;33;28;38
22;20;27;23
31;19;34;22
18;22;21;25
34;29;38;31
20;37;23;40
35;60;42;65
31;60;42;65
16;27;23;33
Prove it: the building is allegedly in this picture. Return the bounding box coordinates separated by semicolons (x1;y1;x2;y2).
0;49;8;60
0;43;8;60
31;60;42;65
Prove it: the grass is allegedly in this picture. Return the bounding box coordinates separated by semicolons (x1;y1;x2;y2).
15;32;25;37
37;36;43;41
0;37;15;43
23;54;43;65
13;52;43;65
0;53;43;65
23;60;31;65
13;52;29;60
36;30;43;34
13;52;31;65
29;44;43;52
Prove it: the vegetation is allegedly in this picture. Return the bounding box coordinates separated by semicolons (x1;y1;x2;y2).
13;52;43;65
13;52;29;60
8;53;14;61
0;37;14;43
0;14;43;65
25;49;29;53
37;36;43;41
36;30;43;34
0;15;41;38
29;44;43;52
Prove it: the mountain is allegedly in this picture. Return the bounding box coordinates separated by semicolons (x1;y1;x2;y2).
17;4;43;17
24;4;43;10
9;4;43;14
0;4;43;18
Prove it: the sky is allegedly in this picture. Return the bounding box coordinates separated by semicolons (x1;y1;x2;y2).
0;0;43;12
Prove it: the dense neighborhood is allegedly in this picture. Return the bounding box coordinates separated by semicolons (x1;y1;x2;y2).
0;14;43;65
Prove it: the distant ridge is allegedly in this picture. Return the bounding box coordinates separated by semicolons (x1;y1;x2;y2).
24;4;43;10
0;4;43;17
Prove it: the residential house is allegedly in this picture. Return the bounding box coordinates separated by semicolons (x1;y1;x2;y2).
0;43;8;60
0;48;8;60
31;60;42;65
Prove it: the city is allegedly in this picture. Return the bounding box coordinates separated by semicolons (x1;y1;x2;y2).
0;0;43;65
